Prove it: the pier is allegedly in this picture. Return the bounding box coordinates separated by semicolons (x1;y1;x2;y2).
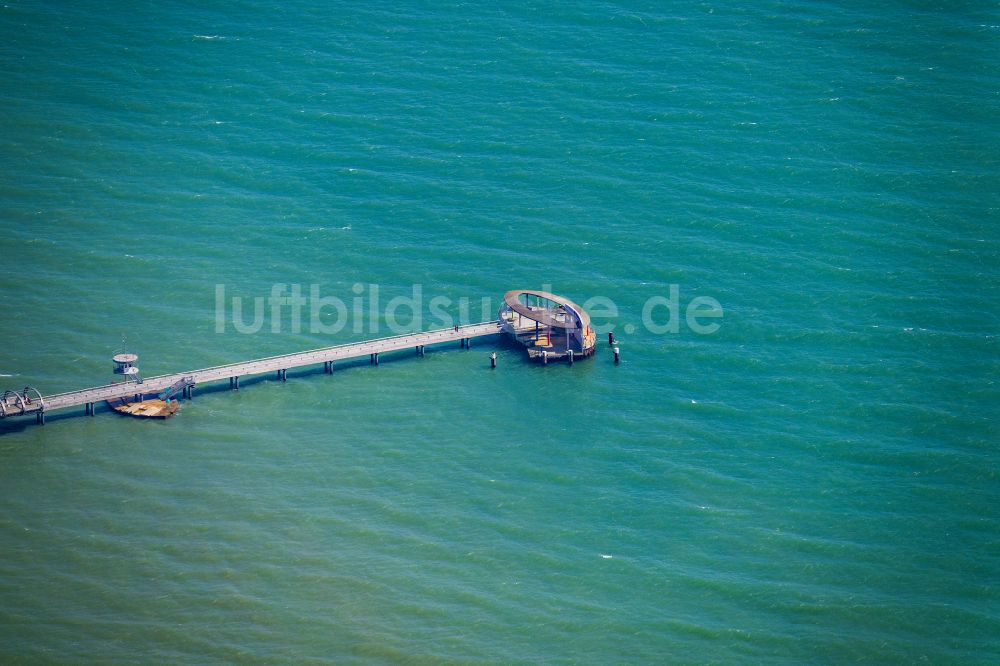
1;321;502;424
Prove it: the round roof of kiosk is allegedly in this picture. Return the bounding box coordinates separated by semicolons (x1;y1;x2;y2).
502;290;591;329
112;353;138;364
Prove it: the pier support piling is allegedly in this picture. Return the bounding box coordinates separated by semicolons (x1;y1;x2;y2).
568;350;574;365
36;411;44;425
374;352;380;366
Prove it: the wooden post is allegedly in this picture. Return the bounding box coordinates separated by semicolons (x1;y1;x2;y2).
609;332;615;345
234;376;240;390
374;352;380;366
613;346;620;364
568;350;574;364
542;350;548;365
37;410;44;425
490;352;496;369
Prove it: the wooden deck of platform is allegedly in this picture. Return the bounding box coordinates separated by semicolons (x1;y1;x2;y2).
6;321;502;422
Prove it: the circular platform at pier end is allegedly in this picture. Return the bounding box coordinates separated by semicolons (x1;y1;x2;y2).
502;289;591;330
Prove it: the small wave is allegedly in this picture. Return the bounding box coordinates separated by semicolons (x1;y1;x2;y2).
0;373;14;377
194;34;227;41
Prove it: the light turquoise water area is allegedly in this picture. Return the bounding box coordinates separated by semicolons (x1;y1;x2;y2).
1;1;998;662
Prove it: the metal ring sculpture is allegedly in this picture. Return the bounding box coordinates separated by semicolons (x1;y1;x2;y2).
1;389;25;416
22;386;43;411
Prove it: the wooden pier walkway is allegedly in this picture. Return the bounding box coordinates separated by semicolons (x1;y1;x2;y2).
2;321;502;423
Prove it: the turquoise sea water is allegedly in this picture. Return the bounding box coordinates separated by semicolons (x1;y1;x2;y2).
1;1;998;662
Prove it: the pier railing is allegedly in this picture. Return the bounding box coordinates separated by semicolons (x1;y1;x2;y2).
2;321;502;423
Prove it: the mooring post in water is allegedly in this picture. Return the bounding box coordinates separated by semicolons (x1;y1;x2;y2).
234;376;240;390
374;352;380;366
609;332;615;346
490;351;497;369
568;350;574;364
613;346;620;364
542;350;548;365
